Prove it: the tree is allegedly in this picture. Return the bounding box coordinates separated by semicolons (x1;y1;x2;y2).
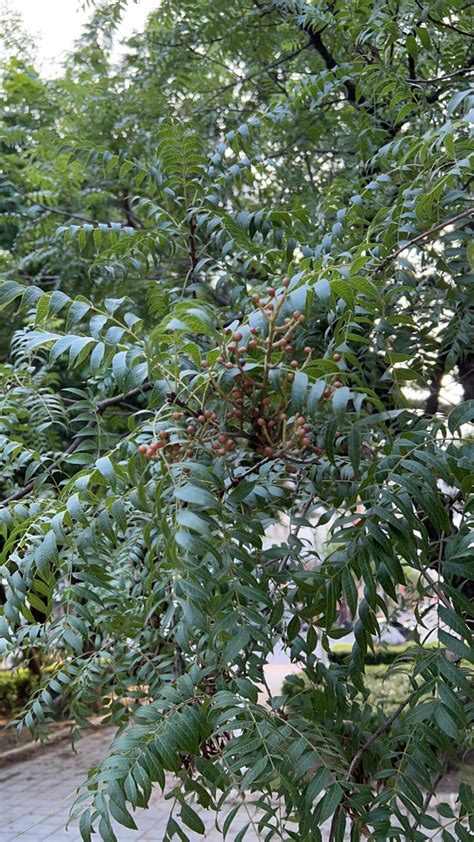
0;1;473;839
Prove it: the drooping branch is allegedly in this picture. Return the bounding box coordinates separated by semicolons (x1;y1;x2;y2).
0;382;154;506
373;208;474;273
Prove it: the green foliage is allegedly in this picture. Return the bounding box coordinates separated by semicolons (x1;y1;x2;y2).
0;667;39;716
0;1;473;840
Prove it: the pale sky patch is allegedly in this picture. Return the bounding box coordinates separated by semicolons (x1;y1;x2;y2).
1;0;160;73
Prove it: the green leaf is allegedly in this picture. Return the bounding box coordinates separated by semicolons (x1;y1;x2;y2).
180;803;205;834
448;400;474;433
175;484;219;510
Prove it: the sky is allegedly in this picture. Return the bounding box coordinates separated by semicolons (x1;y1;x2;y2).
2;0;159;73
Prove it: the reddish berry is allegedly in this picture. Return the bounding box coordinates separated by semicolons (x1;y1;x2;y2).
138;444;147;454
282;278;290;288
218;448;226;456
264;446;274;456
225;362;234;369
159;431;169;441
296;416;305;425
288;373;294;381
219;434;227;444
332;352;342;362
146;447;154;458
233;408;243;418
185;448;193;457
279;413;287;421
187;425;196;435
217;356;225;364
250;326;257;335
323;388;332;399
239;346;247;354
201;360;209;369
204;409;213;419
256;417;266;427
233;332;243;341
301;437;312;447
267;287;276;297
172;411;182;420
304;346;312;355
290;360;298;369
228;343;237;353
248;339;257;349
293;310;301;319
262;397;271;406
298;314;305;323
333;380;343;388
268;419;276;429
285;346;293;354
198;414;206;424
251;293;260;303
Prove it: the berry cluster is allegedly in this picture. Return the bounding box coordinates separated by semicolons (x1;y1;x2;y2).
137;280;345;468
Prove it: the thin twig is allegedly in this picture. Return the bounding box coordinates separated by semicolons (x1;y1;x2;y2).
373;209;474;273
0;382;154;506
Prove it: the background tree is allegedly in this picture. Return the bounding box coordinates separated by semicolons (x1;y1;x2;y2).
0;1;473;840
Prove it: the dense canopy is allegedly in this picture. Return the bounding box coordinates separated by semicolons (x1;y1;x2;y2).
0;1;473;840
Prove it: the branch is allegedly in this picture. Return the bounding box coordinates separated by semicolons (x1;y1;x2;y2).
425;347;449;415
8;182;99;225
373;208;474;273
328;693;413;842
0;382;154;506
